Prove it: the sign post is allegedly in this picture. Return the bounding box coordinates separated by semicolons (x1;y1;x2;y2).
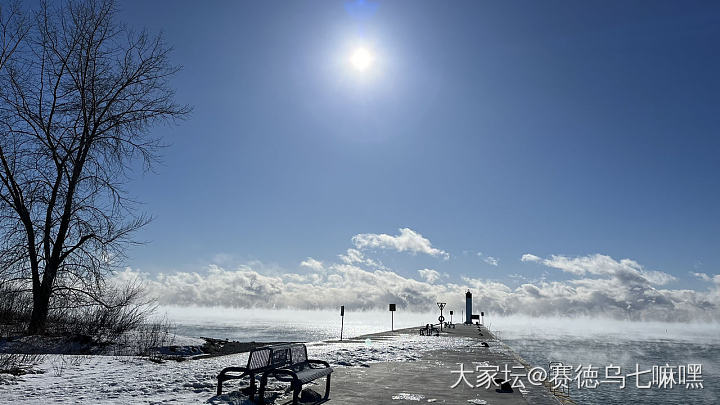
481;311;484;325
389;304;396;331
340;306;345;341
436;302;446;332
449;310;453;324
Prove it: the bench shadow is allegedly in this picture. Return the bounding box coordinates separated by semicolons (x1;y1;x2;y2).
207;388;329;405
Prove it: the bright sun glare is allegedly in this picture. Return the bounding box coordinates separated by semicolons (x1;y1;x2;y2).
350;48;373;71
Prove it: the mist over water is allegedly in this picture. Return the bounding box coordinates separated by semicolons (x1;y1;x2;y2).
491;315;720;405
161;306;437;342
162;307;719;404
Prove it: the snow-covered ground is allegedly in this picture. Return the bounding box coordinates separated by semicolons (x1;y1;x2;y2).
0;334;474;404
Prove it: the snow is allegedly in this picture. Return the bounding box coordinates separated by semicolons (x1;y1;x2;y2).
0;334;474;404
391;392;425;400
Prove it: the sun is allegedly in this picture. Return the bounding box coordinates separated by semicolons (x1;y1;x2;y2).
350;47;373;71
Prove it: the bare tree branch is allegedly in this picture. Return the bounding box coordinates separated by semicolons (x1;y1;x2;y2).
0;0;190;334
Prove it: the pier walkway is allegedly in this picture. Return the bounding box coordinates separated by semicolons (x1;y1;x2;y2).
328;324;565;405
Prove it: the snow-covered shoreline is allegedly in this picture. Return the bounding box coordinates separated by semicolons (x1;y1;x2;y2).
0;332;474;404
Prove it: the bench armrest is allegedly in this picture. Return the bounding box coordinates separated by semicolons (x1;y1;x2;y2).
218;366;249;379
217;367;251;396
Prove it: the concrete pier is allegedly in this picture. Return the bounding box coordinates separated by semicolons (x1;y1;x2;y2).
328;324;567;404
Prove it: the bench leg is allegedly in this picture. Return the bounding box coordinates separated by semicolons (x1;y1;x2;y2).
258;374;268;405
248;373;256;401
324;374;331;399
292;382;301;405
216;374;232;396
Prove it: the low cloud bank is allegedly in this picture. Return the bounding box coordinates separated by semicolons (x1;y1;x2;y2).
118;253;720;323
115;228;719;323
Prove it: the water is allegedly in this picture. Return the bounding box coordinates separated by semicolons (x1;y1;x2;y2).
160;306;438;342
491;316;720;405
161;307;720;404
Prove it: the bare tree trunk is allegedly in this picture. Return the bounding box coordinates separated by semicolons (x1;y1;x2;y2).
28;282;52;335
0;0;189;335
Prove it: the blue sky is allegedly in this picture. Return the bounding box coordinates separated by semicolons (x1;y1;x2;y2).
117;1;719;300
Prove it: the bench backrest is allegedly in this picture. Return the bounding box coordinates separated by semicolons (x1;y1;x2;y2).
246;343;308;371
269;344;292;368
246;347;272;372
290;343;307;364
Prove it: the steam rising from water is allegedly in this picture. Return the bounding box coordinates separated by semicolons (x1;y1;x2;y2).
489;314;720;344
161;306;438;341
492;315;720;405
163;309;719;404
118;230;720;322
118;251;720;322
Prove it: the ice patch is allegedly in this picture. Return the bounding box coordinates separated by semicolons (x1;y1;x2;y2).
392;392;426;401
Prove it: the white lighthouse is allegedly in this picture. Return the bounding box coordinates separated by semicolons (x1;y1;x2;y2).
465;290;472;324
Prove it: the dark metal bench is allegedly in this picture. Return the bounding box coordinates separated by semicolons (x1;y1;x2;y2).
258;343;333;404
419;324;440;336
217;345;274;399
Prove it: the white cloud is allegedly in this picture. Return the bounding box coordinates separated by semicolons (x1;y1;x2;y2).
300;257;324;271
483;256;499;266
113;232;719;323
339;248;364;264
352;228;449;259
520;253;675;285
119;251;720;322
692;272;712;282
477;252;499;266
521;254;541;262
338;248;383;268
418;268;441;284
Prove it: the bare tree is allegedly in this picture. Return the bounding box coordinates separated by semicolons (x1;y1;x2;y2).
0;0;189;334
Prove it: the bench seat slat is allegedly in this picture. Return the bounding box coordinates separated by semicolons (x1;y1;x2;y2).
294;367;333;384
